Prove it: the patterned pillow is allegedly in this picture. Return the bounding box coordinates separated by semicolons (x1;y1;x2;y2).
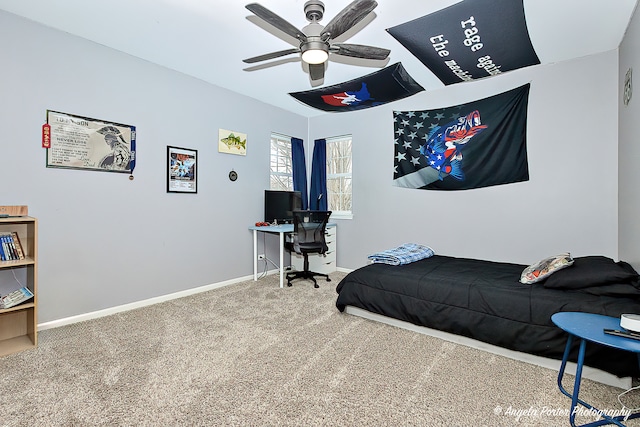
520;253;574;284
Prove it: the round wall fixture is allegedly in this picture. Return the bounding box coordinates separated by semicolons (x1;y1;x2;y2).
229;170;238;181
624;68;632;106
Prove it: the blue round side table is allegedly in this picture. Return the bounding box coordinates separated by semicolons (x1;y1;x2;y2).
552;312;640;427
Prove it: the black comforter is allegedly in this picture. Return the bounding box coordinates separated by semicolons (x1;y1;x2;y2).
336;255;640;378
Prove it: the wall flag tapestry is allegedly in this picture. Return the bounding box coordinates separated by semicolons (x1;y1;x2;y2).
393;84;530;191
386;0;539;85
289;63;424;112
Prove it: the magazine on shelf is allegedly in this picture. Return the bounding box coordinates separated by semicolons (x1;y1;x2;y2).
0;286;34;309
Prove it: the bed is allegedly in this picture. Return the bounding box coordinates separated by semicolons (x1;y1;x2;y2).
335;254;640;379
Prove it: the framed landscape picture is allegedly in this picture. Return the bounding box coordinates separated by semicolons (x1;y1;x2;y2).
167;146;197;193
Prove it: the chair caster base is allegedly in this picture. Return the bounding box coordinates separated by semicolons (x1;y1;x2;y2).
285;267;331;289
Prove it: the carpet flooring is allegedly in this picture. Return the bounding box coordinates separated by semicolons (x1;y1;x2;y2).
1;272;639;426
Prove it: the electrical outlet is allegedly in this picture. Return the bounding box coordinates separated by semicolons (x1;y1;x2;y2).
258;254;265;260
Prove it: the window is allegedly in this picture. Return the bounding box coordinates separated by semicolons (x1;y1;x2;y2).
270;133;353;218
326;135;352;218
270;133;293;191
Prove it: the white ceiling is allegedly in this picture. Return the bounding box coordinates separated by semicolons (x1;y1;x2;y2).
0;0;637;117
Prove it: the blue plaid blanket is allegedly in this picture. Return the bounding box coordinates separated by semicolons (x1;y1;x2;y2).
367;243;434;266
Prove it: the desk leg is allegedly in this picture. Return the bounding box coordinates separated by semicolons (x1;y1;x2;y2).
279;231;284;288
253;229;258;282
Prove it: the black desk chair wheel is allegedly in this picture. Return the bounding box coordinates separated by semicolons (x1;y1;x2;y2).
285;210;332;289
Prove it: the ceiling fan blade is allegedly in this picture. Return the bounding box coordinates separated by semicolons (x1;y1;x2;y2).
246;3;307;42
320;0;377;41
309;63;325;81
243;48;300;64
243;56;301;72
331;43;390;60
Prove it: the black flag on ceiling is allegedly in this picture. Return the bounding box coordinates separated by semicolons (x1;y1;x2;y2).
289;63;424;112
393;84;530;191
386;0;539;85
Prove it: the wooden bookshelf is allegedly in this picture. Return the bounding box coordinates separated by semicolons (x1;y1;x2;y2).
0;216;37;356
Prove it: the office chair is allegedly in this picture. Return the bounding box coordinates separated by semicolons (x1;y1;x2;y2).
286;210;332;288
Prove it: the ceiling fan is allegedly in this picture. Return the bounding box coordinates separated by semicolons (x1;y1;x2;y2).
243;0;391;82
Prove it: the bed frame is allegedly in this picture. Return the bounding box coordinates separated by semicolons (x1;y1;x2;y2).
336;255;640;388
343;305;631;389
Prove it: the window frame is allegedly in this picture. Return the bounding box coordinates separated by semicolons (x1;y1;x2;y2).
325;134;353;220
269;133;293;191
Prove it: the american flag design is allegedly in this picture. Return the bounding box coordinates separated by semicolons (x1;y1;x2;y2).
393;84;531;191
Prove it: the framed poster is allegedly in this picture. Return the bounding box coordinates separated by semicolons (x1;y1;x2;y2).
167;146;197;193
45;110;136;173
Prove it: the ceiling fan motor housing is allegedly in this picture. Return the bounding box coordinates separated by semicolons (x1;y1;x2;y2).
304;1;325;22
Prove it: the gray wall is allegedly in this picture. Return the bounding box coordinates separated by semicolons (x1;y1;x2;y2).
309;51;620;269
619;5;640;271
0;11;307;323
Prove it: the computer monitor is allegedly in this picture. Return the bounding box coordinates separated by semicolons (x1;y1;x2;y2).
264;190;302;224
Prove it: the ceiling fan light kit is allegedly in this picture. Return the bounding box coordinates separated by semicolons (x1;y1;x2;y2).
301;42;329;64
244;0;389;82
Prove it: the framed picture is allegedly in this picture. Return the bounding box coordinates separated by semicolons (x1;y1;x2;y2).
45;110;136;174
167;146;197;193
218;129;247;156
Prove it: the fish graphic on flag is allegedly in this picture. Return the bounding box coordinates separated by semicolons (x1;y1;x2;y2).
419;110;487;181
393;84;530;191
290;63;424;112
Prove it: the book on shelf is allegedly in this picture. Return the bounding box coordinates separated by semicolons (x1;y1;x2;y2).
0;232;25;261
2;234;15;260
0;234;12;261
0;234;10;260
0;286;34;309
10;232;25;259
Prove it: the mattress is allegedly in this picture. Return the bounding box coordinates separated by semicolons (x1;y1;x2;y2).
336;255;640;378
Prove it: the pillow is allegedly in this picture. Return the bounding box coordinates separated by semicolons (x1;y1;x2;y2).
520;253;574;284
543;256;639;290
577;282;640;297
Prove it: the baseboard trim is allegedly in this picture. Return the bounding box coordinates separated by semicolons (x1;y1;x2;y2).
38;274;255;331
37;265;313;331
344;305;632;389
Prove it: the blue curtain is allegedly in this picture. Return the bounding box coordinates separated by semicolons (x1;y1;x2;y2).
309;139;328;211
291;137;308;210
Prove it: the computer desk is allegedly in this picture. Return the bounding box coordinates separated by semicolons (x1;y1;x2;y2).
249;222;336;288
249;224;293;288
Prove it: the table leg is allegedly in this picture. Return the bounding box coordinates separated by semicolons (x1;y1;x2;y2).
279;231;284;288
557;335;634;427
569;339;587;426
253;229;258;282
557;333;573;397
